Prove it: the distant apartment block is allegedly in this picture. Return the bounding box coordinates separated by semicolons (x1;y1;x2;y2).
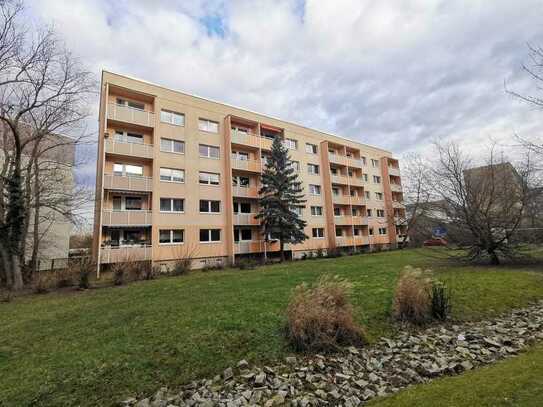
92;71;406;269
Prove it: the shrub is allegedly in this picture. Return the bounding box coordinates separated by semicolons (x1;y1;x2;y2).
172;259;191;276
55;268;74;288
76;258;94;289
393;266;431;325
237;258;258;270
33;272;50;294
430;280;452;321
111;263;125;286
285;275;367;352
315;248;324;258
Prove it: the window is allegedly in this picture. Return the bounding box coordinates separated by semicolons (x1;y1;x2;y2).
117;98;144;110
231;125;249;135
159;229;184;244
361;156;367;166
291;206;303;216
375;192;383;200
332;187;340;196
371;159;379;168
160;110;185;126
232;176;250;187
200;200;221;213
354;228;361;236
334;207;341;216
114;130;143;144
160;168;184;183
330;167;338;175
309;184;321;195
307;163;319;175
234;228;252;242
352;208;358;216
364;191;370;199
312;228;325;238
233;202;251;214
378;227;387;235
124;197;142;210
377;209;385;217
113;163;143;177
160;198;184;213
232;151;249;161
160;138;184;154
198;118;219;133
350;189;356;197
363;174;369;182
306;143;318;154
367;209;373;217
200;228;221;242
284;138;298;150
199;171;220;185
311;206;323;216
199;144;220;159
373;175;381;183
369;227;374;236
335;227;343;237
289;160;300;172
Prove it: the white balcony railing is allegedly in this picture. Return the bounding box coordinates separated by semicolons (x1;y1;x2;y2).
108;103;155;127
102;209;152;226
105;138;154;159
232;186;259;198
103;174;153;192
231;158;262;172
100;244;152;264
233;213;259;225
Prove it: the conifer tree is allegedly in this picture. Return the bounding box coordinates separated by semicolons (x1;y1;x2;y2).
256;136;307;261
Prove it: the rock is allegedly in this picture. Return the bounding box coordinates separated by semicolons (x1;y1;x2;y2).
255;372;266;385
237;360;249;369
223;367;234;381
460;361;474;371
286;356;297;365
135;399;151;407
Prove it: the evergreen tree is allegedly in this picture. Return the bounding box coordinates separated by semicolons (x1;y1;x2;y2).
256;136;308;261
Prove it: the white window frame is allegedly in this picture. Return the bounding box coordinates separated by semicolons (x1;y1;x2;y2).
284;138;298;150
199;200;221;214
371;159;379;168
113;163;144;177
160;167;185;183
312;227;325;238
160;138;185;154
200;228;221;243
307;163;319;175
378;227;387;235
199;171;220;186
160;198;184;213
198;118;219;133
232;175;250;188
309;184;321;196
160;110;185;126
199;144;220;159
373;175;381;184
377;209;385;217
311;206;323;216
159;229;184;245
375;192;383;200
234;228;253;242
305;143;318;154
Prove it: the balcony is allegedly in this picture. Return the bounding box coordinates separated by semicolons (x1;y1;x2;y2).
102;209;152;226
105;138;153;159
100;244;152;264
350;196;366;206
352;216;368;226
392;200;405;209
334;216;353;226
388;166;401;177
353;235;369;245
235;240;264;254
348;158;364;168
103;174;153;192
231;129;260;149
332;195;352;205
331;174;349;185
234;213;260;225
348;176;365;187
328;154;347;166
390;183;403;192
107;103;155;128
231;158;262;173
336;236;354;246
232;186;259;198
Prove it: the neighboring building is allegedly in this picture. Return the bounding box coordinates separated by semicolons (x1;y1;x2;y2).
0;124;75;269
92;71;406;270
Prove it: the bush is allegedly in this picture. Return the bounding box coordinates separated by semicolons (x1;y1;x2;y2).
285;275;367;352
76;258;94;289
55;268;74;288
111;263;125;286
315;248;324;258
33;272;50;294
237;258;258;270
393;266;431;325
172;259;191;276
430;281;452;321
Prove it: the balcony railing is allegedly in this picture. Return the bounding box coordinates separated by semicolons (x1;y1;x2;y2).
332;195;352;205
348;158;364;168
331;174;349;185
232;186;259;198
102;209;152;226
328;154;347;166
231;129;261;148
105;138;154;159
231;158;262;172
348;176;365;187
233;213;260;225
103;174;153;192
107;103;155;128
334;216;353;226
100;244;152;264
353;235;369;245
392;200;405;209
352;216;368;226
388;166;401;176
390;183;403;192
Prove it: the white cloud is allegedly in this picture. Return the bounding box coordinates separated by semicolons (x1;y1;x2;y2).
26;0;543;170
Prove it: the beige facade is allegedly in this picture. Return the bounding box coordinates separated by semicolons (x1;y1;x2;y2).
93;71;406;270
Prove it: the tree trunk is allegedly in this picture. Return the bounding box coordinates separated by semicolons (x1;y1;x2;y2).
489;250;500;265
279;239;285;262
29;160;41;277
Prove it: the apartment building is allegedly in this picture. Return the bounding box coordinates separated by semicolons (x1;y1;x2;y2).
92;71;406;271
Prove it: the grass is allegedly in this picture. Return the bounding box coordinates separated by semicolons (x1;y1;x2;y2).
1;249;542;406
370;343;543;407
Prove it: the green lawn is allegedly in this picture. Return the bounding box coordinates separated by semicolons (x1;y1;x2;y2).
1;249;543;406
370;343;543;407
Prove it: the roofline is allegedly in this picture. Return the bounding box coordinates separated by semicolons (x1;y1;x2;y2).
101;70;394;156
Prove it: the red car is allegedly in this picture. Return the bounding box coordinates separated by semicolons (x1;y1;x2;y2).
423;238;448;246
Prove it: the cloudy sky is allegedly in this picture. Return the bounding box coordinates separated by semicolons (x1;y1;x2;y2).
26;0;543;188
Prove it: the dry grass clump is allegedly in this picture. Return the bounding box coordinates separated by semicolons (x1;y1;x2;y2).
392;266;432;325
285;275;367;352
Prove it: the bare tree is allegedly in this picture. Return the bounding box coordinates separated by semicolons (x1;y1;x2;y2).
0;1;95;290
426;142;537;265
